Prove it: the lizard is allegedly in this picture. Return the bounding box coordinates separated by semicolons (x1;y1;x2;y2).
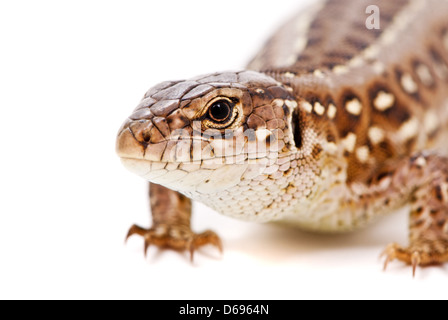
116;0;448;275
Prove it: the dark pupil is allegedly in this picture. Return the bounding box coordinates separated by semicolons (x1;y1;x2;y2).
209;100;231;121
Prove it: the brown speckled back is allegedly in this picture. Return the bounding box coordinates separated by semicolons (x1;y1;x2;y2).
250;0;448;183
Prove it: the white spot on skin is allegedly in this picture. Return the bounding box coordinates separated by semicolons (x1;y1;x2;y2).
341;133;357;152
401;73;418;94
378;176;391;191
313;69;324;78
414;156;426;167
326;142;338;154
374;91;395;111
398;117;419;141
169;228;180;238
300;101;313;113
333;65;349;75
255;129;272;141
363;45;380;59
415;64;433;87
368;126;385;144
356;146;370;163
349;56;364;68
255;88;265;94
423;111;439;134
283;72;295;78
327;104;337;119
313;102;325;115
285;100;298;110
372;61;385;74
345;98;362;116
272;99;284;108
155;225;168;236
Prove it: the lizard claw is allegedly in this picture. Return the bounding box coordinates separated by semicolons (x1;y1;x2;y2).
126;224;147;240
380;243;397;272
411;251;421;278
382;254;392;272
144;233;152;257
381;243;435;278
188;230;222;262
126;224;222;261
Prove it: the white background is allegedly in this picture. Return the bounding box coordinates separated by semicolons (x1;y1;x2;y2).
1;0;446;300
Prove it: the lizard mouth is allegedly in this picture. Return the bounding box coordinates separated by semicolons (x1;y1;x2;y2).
119;158;167;180
120;156;256;194
116;115;288;193
117;122;280;166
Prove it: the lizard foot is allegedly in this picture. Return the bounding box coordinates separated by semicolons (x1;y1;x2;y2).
126;224;222;261
381;242;448;277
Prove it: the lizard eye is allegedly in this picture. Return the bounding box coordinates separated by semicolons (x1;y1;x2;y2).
208;100;232;122
203;97;238;129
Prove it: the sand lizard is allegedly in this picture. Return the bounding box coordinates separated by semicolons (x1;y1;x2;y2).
116;0;448;275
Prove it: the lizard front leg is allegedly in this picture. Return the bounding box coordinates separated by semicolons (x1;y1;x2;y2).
374;153;448;275
126;183;222;261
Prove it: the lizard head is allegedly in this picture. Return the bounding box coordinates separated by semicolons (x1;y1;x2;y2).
116;71;323;221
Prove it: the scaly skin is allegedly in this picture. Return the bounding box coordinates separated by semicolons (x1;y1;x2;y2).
117;0;448;274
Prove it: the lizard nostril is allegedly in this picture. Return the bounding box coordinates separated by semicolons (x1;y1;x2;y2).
142;129;151;143
129;120;154;144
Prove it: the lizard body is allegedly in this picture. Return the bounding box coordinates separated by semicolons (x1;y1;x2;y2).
117;0;448;272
